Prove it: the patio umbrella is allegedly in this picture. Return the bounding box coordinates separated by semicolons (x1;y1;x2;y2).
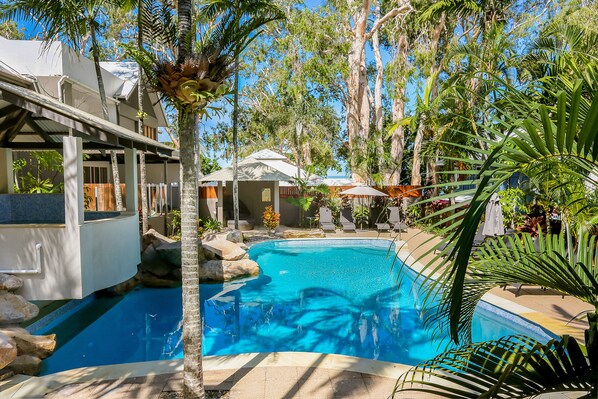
339;186;388;197
339;186;389;213
482;193;505;236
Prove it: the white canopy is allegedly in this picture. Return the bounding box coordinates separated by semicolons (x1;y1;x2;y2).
339;186;388;197
200;149;318;183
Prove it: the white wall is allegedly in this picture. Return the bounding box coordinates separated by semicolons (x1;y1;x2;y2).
80;214;139;296
0;225;84;300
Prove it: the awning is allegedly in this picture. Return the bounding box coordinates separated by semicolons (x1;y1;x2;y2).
0;80;174;156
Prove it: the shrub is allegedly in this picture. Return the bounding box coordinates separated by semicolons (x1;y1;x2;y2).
263;205;280;233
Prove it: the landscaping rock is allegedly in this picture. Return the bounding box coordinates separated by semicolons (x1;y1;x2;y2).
0;274;23;292
140;272;180;289
171;268;182;280
105;274;139;296
0;368;14;381
280;230;326;239
238;243;249;251
200;259;260;282
226;229;243;244
0;332;17;370
140;245;176;277
0;293;39;325
202;239;246;261
142;228;175;250
155;242;183;267
7;354;41;376
0;328;56;359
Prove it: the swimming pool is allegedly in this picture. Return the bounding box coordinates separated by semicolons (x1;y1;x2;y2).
38;239;554;375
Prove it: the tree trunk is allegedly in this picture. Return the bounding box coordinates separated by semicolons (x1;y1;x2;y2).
232;61;240;230
372;3;385;179
179;109;204;399
411;120;425;186
138;0;148;234
388;87;406;185
346;0;370;184
90;20;123;211
177;1;205;398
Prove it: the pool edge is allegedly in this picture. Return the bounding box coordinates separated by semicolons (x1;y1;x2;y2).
1;352;411;398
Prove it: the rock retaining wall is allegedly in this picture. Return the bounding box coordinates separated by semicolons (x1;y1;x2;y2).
0;273;56;378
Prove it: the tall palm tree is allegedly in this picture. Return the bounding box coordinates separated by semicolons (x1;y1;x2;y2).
201;0;284;231
0;0;129;210
394;52;598;397
137;0;148;234
131;1;282;397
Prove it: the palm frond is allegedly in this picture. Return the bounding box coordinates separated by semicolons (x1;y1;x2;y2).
394;335;594;399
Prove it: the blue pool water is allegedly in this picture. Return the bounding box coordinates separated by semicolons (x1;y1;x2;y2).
39;239;554;375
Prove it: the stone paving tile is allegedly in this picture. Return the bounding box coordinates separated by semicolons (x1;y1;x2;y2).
233;367;266;382
296;367;331;381
331;376;370;399
265;366;298;381
264;378;301;399
229;378;266;399
124;381;166;398
362;376;396;399
296;377;335;399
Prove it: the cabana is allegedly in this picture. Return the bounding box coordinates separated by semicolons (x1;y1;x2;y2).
0;73;174;300
200;150;318;229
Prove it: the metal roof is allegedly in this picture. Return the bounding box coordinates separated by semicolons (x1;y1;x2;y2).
0;80;174;156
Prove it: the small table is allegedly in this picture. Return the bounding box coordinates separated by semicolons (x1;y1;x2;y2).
306;216;316;229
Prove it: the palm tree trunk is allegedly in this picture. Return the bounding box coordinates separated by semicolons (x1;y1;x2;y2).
232;58;240;230
138;0;148;233
177;1;205;398
89;20;123;211
179;110;204;399
372;3;385;179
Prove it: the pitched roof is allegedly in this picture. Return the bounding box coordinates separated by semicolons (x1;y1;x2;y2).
200;150;318;183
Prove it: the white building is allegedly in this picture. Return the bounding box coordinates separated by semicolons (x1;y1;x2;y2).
0;38;178;300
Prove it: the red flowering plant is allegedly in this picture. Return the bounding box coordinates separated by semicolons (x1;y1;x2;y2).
263;206;280;234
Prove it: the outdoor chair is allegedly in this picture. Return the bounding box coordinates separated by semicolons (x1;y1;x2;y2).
318;207;336;232
388;207;408;234
436;222;487;256
340;208;356;232
375;208;391;235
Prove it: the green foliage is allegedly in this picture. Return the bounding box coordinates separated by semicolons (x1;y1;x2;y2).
168;209;181;239
0;20;24;39
351;205;369;229
498;188;529;229
13;151;64;194
200;217;222;234
200;154;220;176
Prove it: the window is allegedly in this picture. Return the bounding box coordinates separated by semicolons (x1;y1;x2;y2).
83;166;108;183
262;188;271;202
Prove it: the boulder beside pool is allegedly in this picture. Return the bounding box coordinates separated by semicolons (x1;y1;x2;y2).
202;238;247;261
200;259;260;282
0;332;16;370
0;293;39;326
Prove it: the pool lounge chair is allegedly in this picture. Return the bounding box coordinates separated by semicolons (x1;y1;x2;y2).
340;208;356;232
318;207;336;232
436;222;487;255
388;207;408;234
375;208;391;233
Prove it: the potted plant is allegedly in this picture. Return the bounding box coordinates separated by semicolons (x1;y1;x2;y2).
263;205;280;235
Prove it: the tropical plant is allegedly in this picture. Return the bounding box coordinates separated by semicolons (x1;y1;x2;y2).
13;151;64;194
498;187;529;229
394;60;598;397
128;2;283;397
352;205;370;229
262;205;280;234
200;217;222;235
168;209;181;239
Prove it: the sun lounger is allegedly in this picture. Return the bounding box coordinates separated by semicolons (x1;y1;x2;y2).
437;222;487;255
388;207;408;233
375;208;391;233
340;208;356;232
318;207;336;232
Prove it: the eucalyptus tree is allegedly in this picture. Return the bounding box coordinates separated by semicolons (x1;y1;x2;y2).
0;0;134;211
130;1;282;396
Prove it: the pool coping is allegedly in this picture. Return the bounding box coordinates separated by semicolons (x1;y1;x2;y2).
0;352;409;398
2;236;572;397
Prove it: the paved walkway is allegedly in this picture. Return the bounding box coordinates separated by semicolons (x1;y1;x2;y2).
41;368;398;399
